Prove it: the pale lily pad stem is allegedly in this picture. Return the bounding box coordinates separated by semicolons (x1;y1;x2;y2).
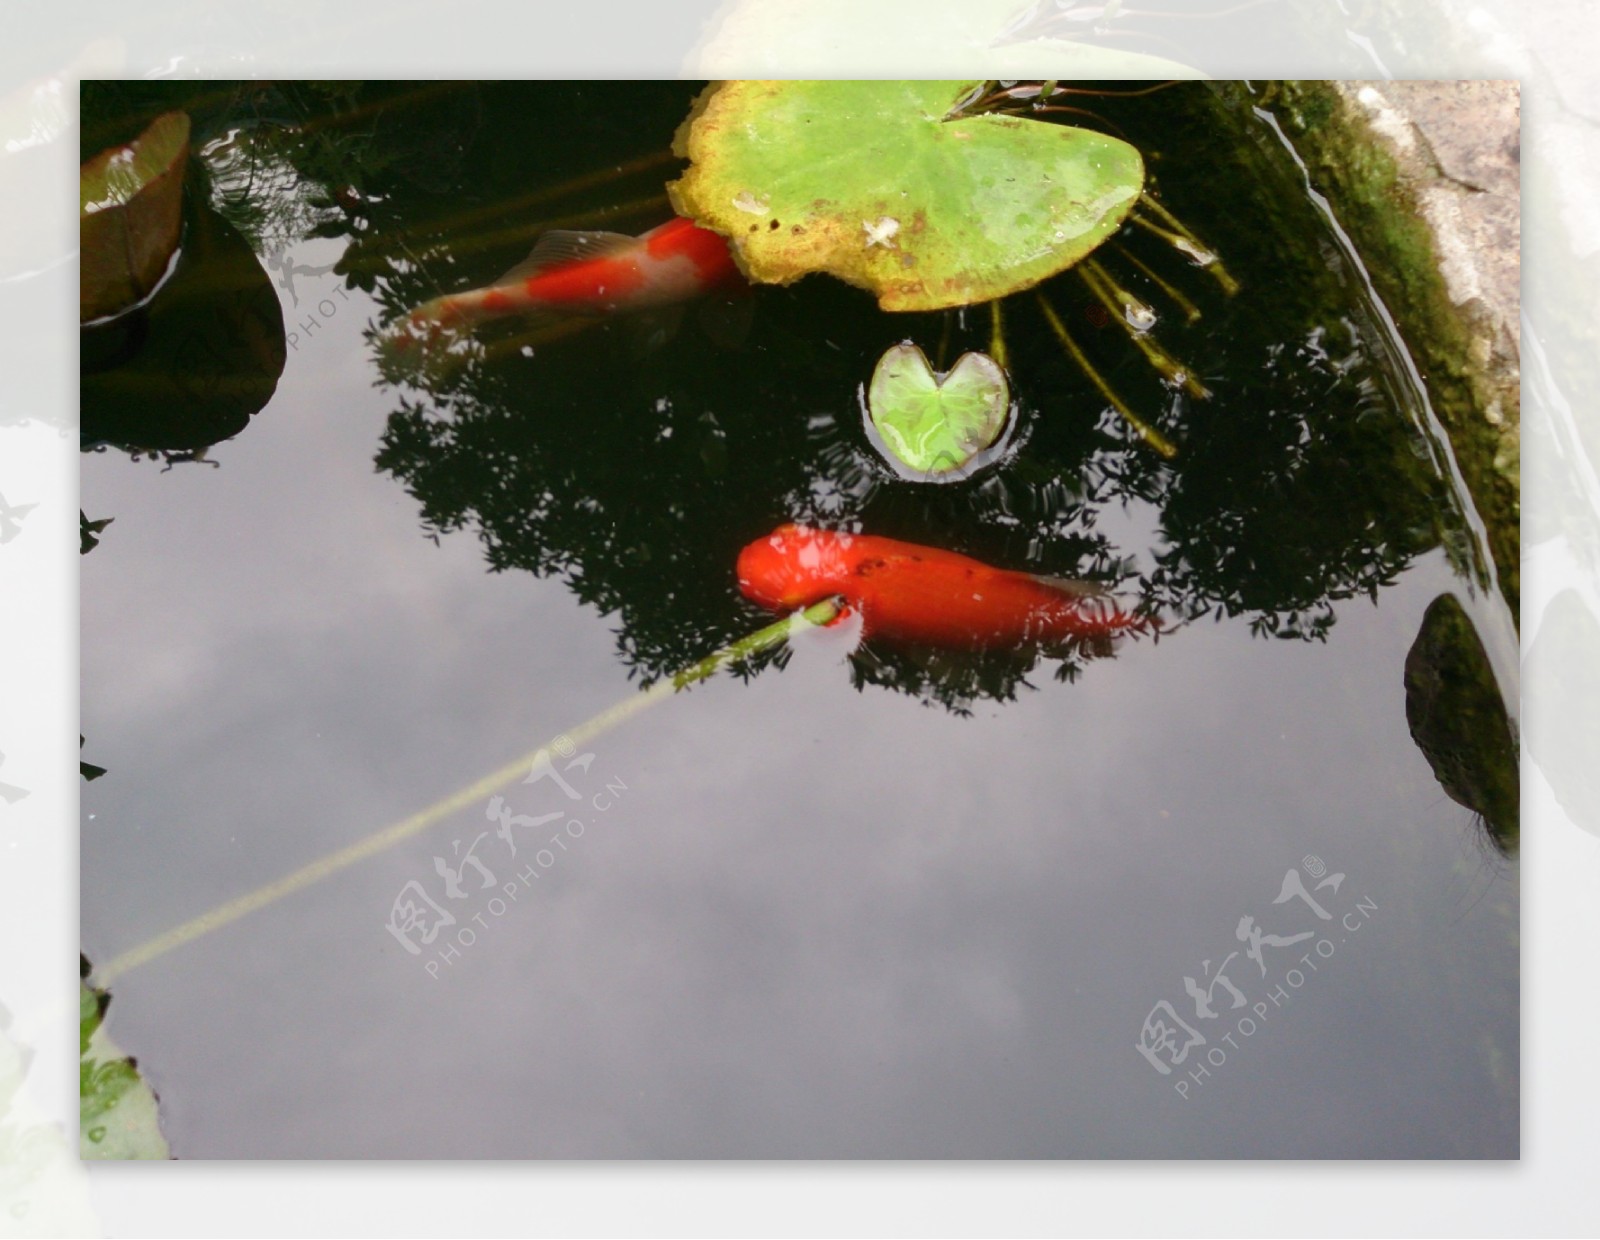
437;192;673;264
1112;242;1203;323
670;598;842;689
989;299;1009;370
1082;257;1157;330
1037;292;1179;460
1079;261;1211;400
368;148;677;252
1132;195;1241;295
353;193;672;280
90;599;842;986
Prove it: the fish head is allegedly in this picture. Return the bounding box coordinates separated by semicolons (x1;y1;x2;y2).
737;523;857;612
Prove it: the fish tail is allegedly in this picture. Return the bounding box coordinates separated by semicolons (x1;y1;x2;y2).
382;295;454;355
1021;573;1147;641
384;287;524;355
1050;591;1149;643
1084;593;1144;632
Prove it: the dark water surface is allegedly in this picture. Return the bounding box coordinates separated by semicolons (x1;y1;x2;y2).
81;82;1518;1157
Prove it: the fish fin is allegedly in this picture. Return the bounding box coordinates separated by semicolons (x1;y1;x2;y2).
496;229;637;284
1028;574;1110;599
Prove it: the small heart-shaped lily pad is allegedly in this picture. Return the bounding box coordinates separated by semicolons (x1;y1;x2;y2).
868;342;1010;476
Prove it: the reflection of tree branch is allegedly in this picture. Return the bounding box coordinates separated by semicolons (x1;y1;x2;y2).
138;79;1470;713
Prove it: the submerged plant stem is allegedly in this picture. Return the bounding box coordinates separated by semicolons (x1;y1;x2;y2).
1080;260;1210;399
357;152;678;264
989;299;1009;370
89;599;841;986
459;194;674;260
399;149;677;241
289;81;473;137
353;193;673;277
1081;257;1155;330
671;599;842;690
1112;242;1202;323
1133;195;1240;295
1037;292;1178;460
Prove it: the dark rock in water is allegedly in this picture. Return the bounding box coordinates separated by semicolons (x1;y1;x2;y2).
1404;593;1519;853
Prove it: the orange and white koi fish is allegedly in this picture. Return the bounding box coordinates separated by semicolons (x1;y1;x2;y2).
737;523;1144;650
387;216;742;351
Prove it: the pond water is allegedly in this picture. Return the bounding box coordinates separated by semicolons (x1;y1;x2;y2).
80;81;1518;1158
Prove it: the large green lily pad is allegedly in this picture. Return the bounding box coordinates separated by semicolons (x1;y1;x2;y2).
669;80;1144;311
868;343;1009;475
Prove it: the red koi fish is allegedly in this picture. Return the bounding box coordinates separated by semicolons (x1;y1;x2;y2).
737;523;1144;649
388;216;741;351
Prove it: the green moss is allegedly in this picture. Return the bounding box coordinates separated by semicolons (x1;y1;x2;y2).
1252;81;1520;624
